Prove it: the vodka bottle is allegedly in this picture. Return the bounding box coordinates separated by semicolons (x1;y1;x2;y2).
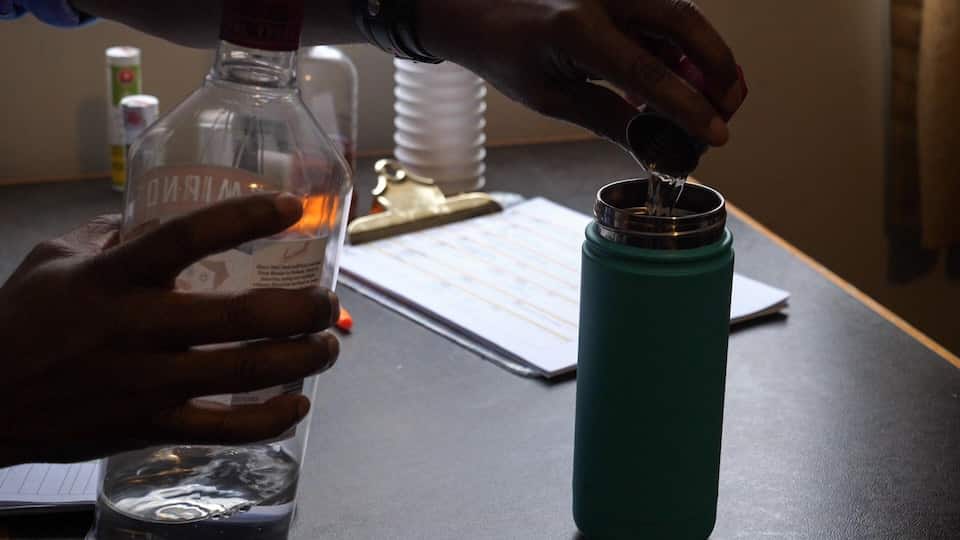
90;1;350;538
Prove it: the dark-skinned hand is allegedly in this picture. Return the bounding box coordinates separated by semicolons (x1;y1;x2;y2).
418;0;747;147
0;193;339;467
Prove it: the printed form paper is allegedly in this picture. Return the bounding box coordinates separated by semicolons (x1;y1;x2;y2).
341;197;790;377
0;461;98;513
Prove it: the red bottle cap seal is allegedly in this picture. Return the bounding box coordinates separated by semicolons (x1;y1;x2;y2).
220;0;305;51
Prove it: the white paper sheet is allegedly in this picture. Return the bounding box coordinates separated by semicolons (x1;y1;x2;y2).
0;461;98;513
341;197;790;377
731;274;790;324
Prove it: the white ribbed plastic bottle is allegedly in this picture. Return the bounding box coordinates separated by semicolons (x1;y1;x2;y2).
393;60;486;194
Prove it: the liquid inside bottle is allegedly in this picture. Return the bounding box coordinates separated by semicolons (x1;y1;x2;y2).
92;446;299;540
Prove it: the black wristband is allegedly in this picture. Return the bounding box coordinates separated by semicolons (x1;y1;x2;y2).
353;0;443;64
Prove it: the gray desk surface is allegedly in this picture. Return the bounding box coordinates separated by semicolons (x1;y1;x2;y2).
1;141;958;539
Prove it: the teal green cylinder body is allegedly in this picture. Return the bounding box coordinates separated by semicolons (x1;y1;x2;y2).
573;221;734;539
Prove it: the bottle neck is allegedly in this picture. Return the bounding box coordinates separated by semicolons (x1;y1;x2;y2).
210;40;298;90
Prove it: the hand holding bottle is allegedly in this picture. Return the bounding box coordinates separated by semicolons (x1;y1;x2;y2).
0;194;340;468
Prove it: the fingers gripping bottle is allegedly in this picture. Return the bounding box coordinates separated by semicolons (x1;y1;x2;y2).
573;179;734;539
90;1;351;539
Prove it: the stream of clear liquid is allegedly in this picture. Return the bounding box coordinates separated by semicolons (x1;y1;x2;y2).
646;171;687;217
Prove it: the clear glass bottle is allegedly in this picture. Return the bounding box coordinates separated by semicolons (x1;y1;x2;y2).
299;46;358;218
299;46;357;171
90;1;351;539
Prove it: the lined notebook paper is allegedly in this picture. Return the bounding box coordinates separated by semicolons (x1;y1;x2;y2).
341;197;789;377
0;461;98;513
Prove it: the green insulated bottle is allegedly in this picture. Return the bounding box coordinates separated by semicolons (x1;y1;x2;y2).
573;178;734;539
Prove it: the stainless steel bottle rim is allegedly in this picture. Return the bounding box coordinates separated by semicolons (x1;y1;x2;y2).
594;178;727;250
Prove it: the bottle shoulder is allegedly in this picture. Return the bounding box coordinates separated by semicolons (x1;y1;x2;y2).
138;85;340;147
126;83;351;188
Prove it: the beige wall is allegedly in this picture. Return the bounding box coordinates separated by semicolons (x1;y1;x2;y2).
0;17;587;180
697;0;959;356
696;0;889;275
1;3;957;355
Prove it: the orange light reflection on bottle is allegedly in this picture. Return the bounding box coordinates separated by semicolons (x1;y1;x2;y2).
288;194;340;235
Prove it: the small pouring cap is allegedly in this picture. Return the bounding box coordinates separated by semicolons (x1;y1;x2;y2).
220;0;305;51
626;114;707;179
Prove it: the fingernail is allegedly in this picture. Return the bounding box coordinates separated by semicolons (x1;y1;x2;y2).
324;332;340;368
274;193;303;221
709;116;729;146
296;397;310;419
721;85;743;117
327;290;341;328
721;66;747;117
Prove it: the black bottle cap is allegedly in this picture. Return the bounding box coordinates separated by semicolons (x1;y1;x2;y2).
220;0;305;51
626;113;708;179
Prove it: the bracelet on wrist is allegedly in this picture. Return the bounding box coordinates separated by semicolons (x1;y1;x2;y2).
353;0;443;64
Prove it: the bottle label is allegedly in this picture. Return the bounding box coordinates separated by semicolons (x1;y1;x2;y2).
110;65;141;106
176;236;328;294
128;165;270;224
127;165;328;409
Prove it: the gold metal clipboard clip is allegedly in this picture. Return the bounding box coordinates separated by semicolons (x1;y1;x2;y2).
346;159;502;245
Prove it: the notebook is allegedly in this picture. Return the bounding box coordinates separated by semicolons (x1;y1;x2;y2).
340;197;790;377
